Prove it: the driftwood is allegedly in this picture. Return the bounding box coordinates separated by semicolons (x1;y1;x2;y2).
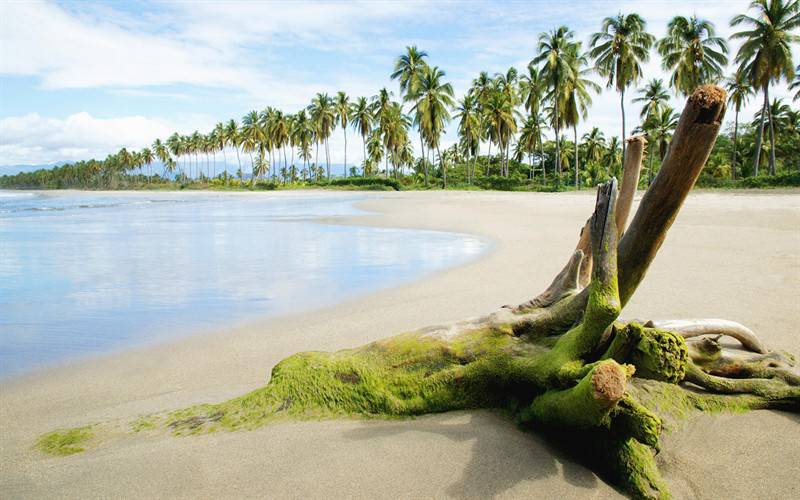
39;86;799;499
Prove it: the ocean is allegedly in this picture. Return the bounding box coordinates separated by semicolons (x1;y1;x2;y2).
0;190;486;376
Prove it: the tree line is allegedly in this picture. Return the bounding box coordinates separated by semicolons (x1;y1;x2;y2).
2;0;798;191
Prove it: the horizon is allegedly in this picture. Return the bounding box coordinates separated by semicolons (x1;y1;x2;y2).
0;0;797;172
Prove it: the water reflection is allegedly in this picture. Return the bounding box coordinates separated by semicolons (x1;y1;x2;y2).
0;191;486;376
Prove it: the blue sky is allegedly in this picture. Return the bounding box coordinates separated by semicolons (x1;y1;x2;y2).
0;0;796;170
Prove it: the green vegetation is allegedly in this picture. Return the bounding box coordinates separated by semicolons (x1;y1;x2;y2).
35;426;94;456
3;1;797;192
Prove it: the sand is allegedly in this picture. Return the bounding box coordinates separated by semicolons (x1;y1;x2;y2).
1;189;799;499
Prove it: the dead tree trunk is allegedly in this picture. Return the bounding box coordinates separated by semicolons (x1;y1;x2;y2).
39;86;798;500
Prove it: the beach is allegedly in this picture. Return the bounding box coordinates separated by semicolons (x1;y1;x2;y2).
1;189;799;498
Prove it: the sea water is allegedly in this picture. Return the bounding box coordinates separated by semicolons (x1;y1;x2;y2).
0;191;486;376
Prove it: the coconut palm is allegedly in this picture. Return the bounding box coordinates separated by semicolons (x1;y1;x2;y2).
561;42;600;187
252;152;269;186
412;66;455;187
582;127;607;166
753;98;793;173
517;115;542;179
309;93;336;178
391;45;429;99
225;119;242;175
152;138;171;178
292;109;314;174
189;131;203;178
334;91;351;178
633;79;670;120
455;93;482;183
271;110;290;174
213;122;227;177
731;0;799;175
350;97;373;174
590;13;655;164
519;64;548;172
534;26;576;182
641;106;679;184
241;111;263;170
140;147;154;183
725;70;754;179
493;68;521;175
657;16;729;95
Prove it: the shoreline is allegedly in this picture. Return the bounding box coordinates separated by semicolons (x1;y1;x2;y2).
1;190;798;498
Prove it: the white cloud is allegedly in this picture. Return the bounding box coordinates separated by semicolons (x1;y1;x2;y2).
0;112;174;165
0;0;796;168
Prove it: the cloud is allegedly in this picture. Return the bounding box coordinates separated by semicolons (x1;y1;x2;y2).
0;112;174;165
0;0;796;168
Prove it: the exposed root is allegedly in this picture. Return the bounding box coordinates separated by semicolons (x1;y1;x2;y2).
650;319;767;354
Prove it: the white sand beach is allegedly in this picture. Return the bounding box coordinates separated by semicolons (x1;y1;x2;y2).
1;189;799;499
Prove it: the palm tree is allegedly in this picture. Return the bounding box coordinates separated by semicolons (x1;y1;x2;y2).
454;93;482;183
562;42;600;187
519;63;548;174
213;122;227;177
252;152;269;186
604;136;622;178
633;79;670;120
582;127;606;165
272;110;290;174
391;46;429;167
731;0;799;175
412;66;455;187
517;115;542;179
590;13;655;165
241;111;262;170
292;109;314;174
753;98;793;173
657;16;729;95
308;93;336;179
534;26;576;183
189;131;203;178
392;46;429;98
140;147;154;183
225;119;242;175
725;70;754;179
166;133;183;178
641;106;679;185
350;97;373;175
152;138;171;178
334;91;351;178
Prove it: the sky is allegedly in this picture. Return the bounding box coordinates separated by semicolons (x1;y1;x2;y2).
0;0;797;172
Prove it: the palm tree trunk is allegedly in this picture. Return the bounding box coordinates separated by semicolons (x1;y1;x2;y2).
620;88;627;169
767;95;776;176
315;141;319;179
438;145;446;189
732;108;739;180
363;135;367;176
753;86;768;177
235;147;242;174
420;135;428;186
343;128;347;179
574;125;579;188
325;138;331;179
487;141;492;176
538;129;545;182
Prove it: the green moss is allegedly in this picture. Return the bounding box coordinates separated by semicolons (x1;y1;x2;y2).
35;426;94;456
626;326;688;383
166;327;529;433
131;416;158;433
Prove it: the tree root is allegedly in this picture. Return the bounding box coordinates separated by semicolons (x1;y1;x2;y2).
34;86;799;500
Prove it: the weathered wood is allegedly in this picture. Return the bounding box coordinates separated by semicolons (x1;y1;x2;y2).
617;85;727;306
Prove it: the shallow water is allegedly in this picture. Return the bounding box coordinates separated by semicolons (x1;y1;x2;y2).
0;190;486;376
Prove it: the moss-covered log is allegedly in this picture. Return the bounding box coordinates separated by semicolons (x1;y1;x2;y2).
36;85;799;500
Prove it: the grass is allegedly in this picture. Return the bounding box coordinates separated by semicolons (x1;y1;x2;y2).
35;425;94;456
